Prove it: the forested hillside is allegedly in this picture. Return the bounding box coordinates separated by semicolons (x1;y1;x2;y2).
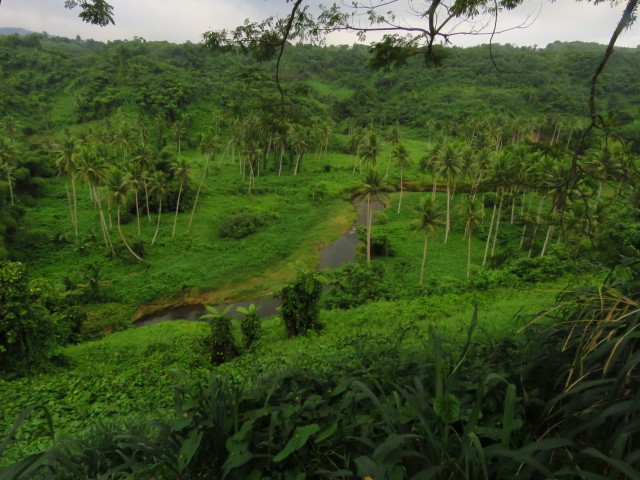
1;32;639;479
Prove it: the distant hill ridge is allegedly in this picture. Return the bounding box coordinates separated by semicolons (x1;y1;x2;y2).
0;27;34;36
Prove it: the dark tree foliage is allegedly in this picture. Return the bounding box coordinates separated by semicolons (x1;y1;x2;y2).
279;270;323;337
0;262;53;374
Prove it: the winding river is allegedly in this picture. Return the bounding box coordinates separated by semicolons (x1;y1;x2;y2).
135;200;378;327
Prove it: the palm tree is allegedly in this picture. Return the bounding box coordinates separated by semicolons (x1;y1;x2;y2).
78;145;113;253
188;133;220;233
173;120;187;156
384;124;401;175
354;169;392;263
0;137;18;206
105;168;143;262
170;157;190;237
460;196;483;277
53;135;81;237
291;127;308;176
132;147;155;221
392;144;412;213
125;163;144;236
436;144;461;243
149;171;168;245
360;132;382;171
412;196;444;285
243;144;262;193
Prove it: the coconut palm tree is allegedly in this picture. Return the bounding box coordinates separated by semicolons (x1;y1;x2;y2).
392;143;412;213
170;157;190;237
0;137;18;206
460;196;483;277
132;146;155;221
384;123;401;175
360;132;383;171
291;127;309;176
412;196;444;285
53;135;81;236
124;163;144;236
149;171;168;245
354;169;392;263
78;144;113;253
105;167;143;262
188;133;220;233
436;144;461;243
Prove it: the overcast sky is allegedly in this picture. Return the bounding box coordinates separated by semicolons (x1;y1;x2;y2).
1;0;638;48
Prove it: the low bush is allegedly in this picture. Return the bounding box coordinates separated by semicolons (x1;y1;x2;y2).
323;261;391;309
218;208;277;239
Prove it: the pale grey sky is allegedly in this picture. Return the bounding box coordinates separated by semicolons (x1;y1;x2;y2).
0;0;638;48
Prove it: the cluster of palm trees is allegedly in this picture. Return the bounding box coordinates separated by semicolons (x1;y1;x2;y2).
353;134;638;285
222;116;333;191
51;121;219;262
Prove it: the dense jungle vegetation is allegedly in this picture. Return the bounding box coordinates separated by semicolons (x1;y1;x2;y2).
1;31;640;478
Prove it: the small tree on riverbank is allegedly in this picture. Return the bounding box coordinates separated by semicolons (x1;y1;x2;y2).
200;305;239;365
279;270;323;337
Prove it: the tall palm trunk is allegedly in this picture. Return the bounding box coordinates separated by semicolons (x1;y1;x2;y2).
366;196;372;263
444;180;451;243
6;171;14;205
144;180;152;222
397;169;404;214
420;234;428;285
71;174;78;237
152;199;162;245
528;197;545;258
483;189;498;266
64;182;76;236
541;225;553;257
188;155;210;233
92;185;113;254
467;230;472;278
134;190;141;236
277;148;285;176
490;189;506;259
117;206;143;262
431;174;438;201
172;181;183;238
293;153;302;176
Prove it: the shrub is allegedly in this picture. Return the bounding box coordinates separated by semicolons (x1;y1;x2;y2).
200;305;239;365
323;262;390;309
218;208;276;239
0;262;55;374
238;304;261;349
356;225;394;257
279;271;323;337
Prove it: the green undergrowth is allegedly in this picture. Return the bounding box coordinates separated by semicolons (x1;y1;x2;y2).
0;283;559;465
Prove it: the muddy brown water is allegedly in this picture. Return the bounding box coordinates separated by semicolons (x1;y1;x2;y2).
135;200;381;327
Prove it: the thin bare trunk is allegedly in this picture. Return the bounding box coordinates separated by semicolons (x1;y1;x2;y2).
490;189;505;258
278;148;284;176
172;182;183;237
541;225;553;257
467;232;472;278
188;155;210;233
483;189;498;266
151;199;162;245
135;191;141;236
397;170;404;214
444;181;451;244
366;196;372;263
420;234;428;285
117;207;143;262
71;175;79;237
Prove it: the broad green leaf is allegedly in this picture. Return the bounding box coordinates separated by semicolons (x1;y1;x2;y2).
177;429;203;472
434;393;460;424
314;421;337;443
273;423;320;463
